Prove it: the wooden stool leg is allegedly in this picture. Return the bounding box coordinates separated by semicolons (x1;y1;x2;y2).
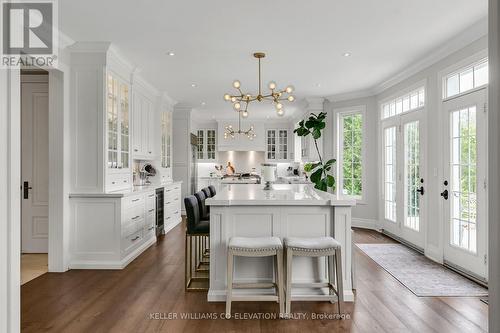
328;254;335;304
335;248;344;315
226;250;234;318
276;249;285;318
285;248;293;316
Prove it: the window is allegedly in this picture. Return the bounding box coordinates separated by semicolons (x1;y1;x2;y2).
382;87;425;119
338;109;364;199
444;59;488;99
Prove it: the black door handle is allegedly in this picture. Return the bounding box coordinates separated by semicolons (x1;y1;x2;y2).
440;189;448;200
23;181;32;199
416;186;424;195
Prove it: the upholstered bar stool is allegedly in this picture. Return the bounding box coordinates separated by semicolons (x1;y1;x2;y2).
184;195;209;291
208;185;216;197
226;237;285;318
194;191;210;269
284;237;343;315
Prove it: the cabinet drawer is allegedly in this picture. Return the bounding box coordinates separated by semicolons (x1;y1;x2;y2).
123;193;144;208
122;229;143;253
144;210;156;232
122;217;143;237
123;204;144;223
145;192;156;210
107;173;131;189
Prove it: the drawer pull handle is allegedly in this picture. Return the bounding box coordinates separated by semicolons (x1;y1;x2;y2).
174;198;178;201
123;180;127;183
148;226;154;231
148;208;155;212
132;215;140;220
132;236;140;241
175;211;179;214
148;194;155;197
134;149;138;152
166;216;171;220
166;201;171;204
166;189;171;192
149;151;152;154
132;198;140;202
112;181;116;184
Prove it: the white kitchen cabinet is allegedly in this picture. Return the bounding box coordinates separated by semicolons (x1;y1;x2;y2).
69;189;157;269
164;182;182;233
132;84;157;160
196;129;217;161
265;129;290;161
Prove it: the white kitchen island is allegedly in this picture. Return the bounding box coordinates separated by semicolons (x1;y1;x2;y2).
205;184;356;302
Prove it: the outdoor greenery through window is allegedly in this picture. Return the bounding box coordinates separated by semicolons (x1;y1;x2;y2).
340;113;363;197
444;59;488;99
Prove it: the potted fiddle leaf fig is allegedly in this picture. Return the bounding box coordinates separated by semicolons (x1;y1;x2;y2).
293;112;336;192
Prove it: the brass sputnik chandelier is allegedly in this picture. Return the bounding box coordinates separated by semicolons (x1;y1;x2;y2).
223;52;295;117
224;110;257;140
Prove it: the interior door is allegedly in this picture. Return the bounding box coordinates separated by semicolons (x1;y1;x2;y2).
21;80;49;253
381;111;426;249
442;88;487;279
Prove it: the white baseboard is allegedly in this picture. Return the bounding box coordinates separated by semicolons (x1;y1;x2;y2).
69;236;157;269
351;218;379;230
425;244;443;264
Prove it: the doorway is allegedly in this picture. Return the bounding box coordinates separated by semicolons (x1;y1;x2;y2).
20;71;49;283
442;88;488;280
381;109;427;250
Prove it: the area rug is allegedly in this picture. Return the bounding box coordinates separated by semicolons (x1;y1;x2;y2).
356;243;488;297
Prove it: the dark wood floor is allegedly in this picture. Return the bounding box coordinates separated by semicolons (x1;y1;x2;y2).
21;223;488;332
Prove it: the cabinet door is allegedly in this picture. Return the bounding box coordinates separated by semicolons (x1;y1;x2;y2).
278;129;288;160
132;93;142;156
206;129;216;160
197;130;205;160
161;111;172;169
266;130;276;160
146;101;156;157
106;74;119;169
120;83;130;169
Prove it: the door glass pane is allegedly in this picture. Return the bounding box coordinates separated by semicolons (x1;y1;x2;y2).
207;130;216;160
404;121;420;231
450;106;477;253
120;83;129;169
197;130;204;159
107;74;118;168
384;127;397;222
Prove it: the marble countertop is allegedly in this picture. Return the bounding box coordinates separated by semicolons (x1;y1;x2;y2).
69;181;182;198
206;184;356;207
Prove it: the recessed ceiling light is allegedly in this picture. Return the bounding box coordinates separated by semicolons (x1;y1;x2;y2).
342;52;351;57
167;51;175;56
316;83;321;87
201;102;206;106
191;83;197;88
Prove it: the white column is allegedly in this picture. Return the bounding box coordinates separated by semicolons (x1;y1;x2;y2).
488;1;500;331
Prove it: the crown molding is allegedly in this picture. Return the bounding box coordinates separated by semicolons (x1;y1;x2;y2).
325;17;487;102
304;97;325;110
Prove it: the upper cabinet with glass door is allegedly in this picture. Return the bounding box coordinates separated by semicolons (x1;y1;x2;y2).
266;129;290;162
196;129;217;161
106;72;131;185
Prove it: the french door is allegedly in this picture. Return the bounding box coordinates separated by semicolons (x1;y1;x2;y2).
442;88;487;279
382;110;426;249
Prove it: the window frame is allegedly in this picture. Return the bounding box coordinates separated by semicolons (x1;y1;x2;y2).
380;84;426;120
336;105;366;203
442;57;488;102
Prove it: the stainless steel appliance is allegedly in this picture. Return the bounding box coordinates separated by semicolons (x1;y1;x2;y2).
155;187;164;235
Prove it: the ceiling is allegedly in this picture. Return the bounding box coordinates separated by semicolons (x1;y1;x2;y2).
60;0;487;120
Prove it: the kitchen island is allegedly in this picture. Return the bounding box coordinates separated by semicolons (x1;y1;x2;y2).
205;184;356;302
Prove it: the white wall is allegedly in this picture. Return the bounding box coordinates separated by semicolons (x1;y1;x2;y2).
488;0;499;330
0;69;21;333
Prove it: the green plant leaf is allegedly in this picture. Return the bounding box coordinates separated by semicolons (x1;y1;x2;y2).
326;175;335;187
310;168;323;183
324;158;336;168
312;128;321;139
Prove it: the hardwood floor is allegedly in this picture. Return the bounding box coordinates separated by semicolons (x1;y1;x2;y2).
21;224;488;332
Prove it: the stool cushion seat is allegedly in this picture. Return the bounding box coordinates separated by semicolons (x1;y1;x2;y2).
285;237;340;252
192;220;210;234
229;237;282;251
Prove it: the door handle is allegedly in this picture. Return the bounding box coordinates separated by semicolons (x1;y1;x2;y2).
23;181;32;199
440;189;449;200
416;186;425;195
